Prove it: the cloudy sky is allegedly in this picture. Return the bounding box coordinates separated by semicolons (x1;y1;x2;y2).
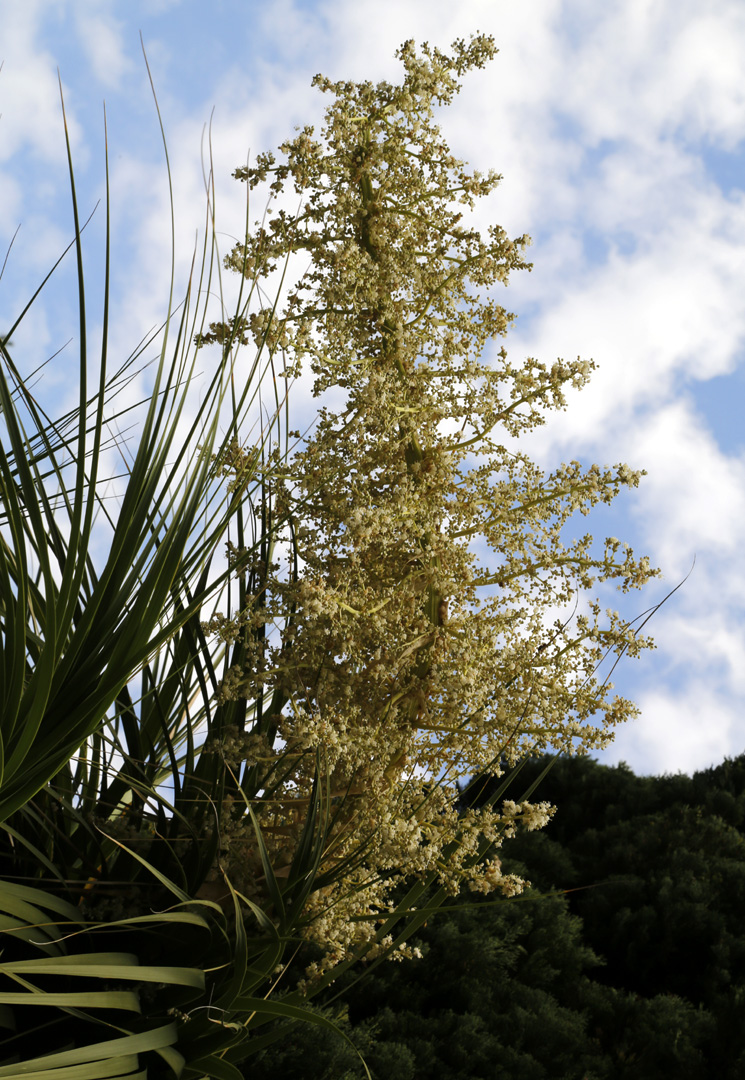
2;0;744;777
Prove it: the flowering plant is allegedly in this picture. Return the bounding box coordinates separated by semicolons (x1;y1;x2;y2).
0;35;658;1074
199;33;658;985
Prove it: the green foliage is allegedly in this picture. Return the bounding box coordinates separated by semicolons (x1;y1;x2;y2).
482;754;745;1010
247;753;745;1078
474;753;745;1076
248;886;716;1079
0;74;326;1077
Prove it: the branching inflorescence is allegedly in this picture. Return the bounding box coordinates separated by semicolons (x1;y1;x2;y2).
199;34;658;979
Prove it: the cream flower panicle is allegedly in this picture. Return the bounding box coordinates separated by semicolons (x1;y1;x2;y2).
199;34;658;980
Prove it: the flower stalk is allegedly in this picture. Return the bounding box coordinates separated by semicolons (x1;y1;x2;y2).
199;33;659;983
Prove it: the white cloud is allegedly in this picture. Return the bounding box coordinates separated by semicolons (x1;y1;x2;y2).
556;0;745;147
607;685;738;776
633;403;745;565
72;6;131;90
3;0;745;776
0;3;83;166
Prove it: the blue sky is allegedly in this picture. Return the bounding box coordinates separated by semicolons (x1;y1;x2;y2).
2;0;745;777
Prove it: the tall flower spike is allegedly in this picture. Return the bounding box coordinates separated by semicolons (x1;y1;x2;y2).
204;34;659;978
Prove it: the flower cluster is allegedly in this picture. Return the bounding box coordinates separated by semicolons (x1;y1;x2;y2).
200;35;658;976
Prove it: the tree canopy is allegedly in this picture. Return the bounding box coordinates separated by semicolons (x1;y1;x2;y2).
246;752;745;1078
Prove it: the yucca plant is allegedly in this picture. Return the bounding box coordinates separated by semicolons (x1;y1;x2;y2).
194;30;659;1008
0;35;661;1079
0;72;362;1076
